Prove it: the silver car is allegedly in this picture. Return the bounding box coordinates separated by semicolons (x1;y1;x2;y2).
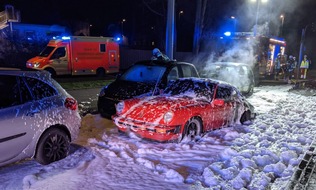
201;62;255;96
0;69;81;166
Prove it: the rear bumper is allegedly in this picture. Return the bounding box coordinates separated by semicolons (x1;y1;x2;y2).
112;115;182;142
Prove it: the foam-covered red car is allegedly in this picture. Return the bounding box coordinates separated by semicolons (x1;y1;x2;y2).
112;77;255;142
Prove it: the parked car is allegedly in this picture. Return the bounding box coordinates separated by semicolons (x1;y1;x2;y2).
201;62;255;96
98;60;200;118
112;77;255;142
0;69;81;166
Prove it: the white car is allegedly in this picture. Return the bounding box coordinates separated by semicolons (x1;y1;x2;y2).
0;69;81;166
201;62;255;96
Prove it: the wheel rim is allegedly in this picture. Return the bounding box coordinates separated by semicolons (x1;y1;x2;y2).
43;134;69;162
185;119;201;141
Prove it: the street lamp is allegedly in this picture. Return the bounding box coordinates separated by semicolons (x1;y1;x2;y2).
250;0;268;36
231;16;237;32
178;10;184;20
121;18;126;35
280;14;284;36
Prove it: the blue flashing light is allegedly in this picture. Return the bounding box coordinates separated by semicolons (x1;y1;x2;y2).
224;31;231;37
61;36;71;40
116;37;121;41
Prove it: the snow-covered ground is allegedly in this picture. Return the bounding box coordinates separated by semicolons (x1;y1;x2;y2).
0;84;316;190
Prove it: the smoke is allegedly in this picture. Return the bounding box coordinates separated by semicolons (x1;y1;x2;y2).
191;0;309;85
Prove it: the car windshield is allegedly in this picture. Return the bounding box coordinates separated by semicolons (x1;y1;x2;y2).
163;79;215;101
119;64;166;84
38;46;55;57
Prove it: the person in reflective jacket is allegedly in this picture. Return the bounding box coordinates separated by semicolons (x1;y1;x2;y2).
300;55;310;79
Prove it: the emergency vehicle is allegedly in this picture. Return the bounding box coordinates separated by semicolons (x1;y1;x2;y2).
26;36;120;76
255;36;286;79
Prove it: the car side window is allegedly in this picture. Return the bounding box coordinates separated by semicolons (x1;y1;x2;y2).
215;86;232;101
181;64;199;77
23;77;57;100
51;47;66;59
0;75;21;108
167;67;179;82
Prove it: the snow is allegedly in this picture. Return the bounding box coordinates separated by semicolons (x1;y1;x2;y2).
1;84;316;190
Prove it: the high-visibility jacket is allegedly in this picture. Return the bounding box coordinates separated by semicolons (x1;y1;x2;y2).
300;59;310;69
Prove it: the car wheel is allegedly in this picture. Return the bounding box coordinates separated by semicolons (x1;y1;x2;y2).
96;68;105;78
179;117;202;142
35;128;70;165
240;110;251;125
247;87;254;97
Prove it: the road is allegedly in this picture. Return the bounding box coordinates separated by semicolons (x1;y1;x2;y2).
67;88;100;115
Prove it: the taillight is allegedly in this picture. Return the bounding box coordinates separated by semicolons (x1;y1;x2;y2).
65;97;77;110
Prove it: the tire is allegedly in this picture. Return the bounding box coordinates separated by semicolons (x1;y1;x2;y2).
179;117;202;143
96;68;105;78
35;128;70;165
240;111;251;125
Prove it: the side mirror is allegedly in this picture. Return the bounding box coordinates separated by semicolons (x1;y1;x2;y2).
213;99;225;107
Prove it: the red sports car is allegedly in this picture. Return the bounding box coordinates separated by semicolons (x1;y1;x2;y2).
112;78;255;142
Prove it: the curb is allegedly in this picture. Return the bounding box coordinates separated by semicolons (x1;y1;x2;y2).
285;141;316;189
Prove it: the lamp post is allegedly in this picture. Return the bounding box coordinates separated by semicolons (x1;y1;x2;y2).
250;0;268;36
280;14;284;36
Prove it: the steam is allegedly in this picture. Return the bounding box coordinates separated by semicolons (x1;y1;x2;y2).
190;0;307;85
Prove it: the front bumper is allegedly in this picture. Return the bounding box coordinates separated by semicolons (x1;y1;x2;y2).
112;115;182;142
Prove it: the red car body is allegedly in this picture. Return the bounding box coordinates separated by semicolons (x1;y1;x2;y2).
112;78;254;142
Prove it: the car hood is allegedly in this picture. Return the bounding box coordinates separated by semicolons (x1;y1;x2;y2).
27;56;47;63
121;96;202;123
102;80;156;101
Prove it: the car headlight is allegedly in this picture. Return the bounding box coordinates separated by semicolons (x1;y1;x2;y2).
116;101;125;114
34;62;40;68
99;85;109;97
163;111;174;123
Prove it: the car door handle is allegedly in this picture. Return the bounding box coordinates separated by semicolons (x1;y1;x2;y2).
26;111;40;117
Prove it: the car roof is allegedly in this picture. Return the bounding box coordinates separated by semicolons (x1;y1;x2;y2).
134;60;195;68
0;69;52;80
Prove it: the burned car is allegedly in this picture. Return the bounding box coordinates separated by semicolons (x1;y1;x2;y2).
201;62;255;96
112;77;255;142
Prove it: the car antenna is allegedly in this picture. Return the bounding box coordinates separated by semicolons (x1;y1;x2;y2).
152;70;164;96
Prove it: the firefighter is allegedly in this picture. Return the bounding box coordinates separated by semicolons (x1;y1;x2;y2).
274;53;282;80
300;55;310;79
287;55;296;80
151;48;170;61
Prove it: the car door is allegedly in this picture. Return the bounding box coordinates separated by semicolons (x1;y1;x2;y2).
0;75;36;163
50;46;69;75
211;85;235;129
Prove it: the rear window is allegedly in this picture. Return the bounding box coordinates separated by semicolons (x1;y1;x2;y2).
181;64;198;77
23;77;57;100
120;64;166;84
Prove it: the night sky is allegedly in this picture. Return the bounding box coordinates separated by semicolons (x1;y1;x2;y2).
1;0;315;59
